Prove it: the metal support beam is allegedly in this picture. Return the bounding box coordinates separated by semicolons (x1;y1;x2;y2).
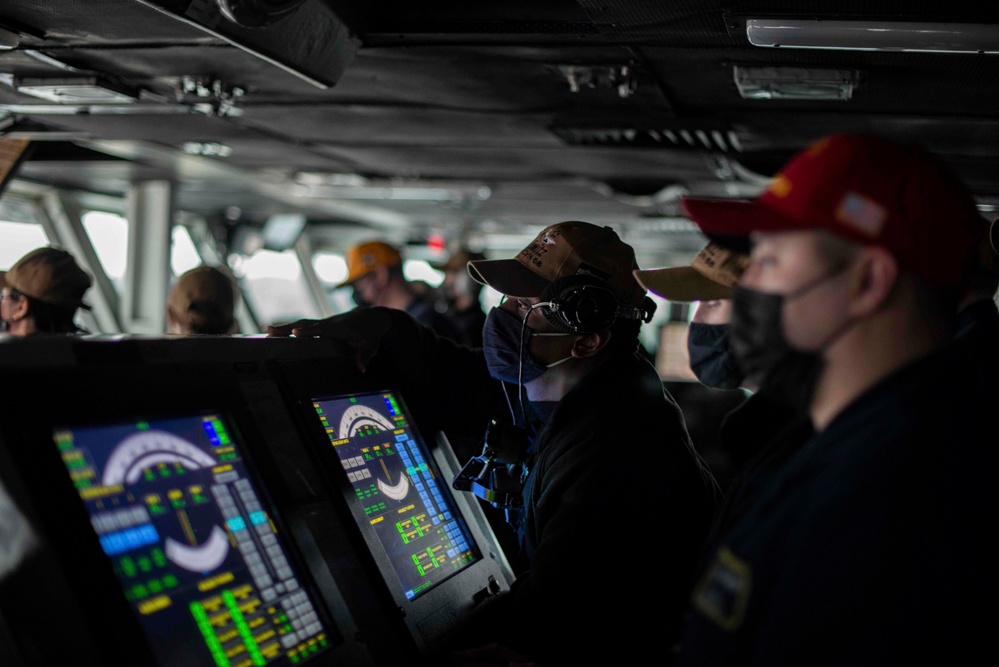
82;139;410;232
179;212;262;334
34;190;123;333
123;180;173;334
294;233;335;319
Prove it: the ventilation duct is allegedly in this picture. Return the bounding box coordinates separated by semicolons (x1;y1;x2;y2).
135;0;360;88
216;0;310;28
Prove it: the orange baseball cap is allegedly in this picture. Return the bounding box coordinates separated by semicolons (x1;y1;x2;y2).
337;241;403;288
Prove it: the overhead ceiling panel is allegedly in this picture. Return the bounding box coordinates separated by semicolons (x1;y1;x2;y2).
3;0;999;255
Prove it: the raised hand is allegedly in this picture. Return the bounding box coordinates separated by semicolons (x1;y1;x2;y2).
266;307;394;373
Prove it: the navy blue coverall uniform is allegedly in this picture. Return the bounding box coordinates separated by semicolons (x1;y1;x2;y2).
677;342;997;666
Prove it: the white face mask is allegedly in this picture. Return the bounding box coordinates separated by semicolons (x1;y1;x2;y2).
531;331;575;370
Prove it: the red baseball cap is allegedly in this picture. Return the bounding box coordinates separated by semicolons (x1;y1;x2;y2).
681;133;985;287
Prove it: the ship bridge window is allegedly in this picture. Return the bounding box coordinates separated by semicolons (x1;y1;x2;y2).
82;211;128;293
0;220;49;269
170;225;201;277
231;248;319;328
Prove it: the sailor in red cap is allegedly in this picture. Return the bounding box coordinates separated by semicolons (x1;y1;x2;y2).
677;133;996;665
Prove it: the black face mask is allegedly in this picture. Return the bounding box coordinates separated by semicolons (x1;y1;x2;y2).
729;266;848;413
687;322;744;390
351;288;371;308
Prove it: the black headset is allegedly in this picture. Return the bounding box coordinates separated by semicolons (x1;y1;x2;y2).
538;275;655;334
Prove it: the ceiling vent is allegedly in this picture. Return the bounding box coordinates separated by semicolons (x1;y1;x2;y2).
552;126;742;152
216;0;310;28
13;76;138;104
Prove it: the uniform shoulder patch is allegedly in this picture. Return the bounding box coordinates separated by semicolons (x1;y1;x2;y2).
691;546;752;631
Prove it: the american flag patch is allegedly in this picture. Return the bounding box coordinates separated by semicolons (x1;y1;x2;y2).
836;192;886;237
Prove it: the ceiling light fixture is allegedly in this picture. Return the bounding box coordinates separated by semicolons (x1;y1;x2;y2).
13;76;139;104
733;66;859;100
746;19;999;54
295;172;369;187
182;142;233;157
293;183;491;202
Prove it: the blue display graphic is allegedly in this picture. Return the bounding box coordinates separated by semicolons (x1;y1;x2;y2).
313;390;481;600
54;413;335;666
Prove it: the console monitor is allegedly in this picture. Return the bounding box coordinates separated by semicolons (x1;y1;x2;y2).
53;411;338;667
311;390;482;602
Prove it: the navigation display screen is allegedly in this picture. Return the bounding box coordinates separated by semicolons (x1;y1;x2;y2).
312;390;481;600
54;413;336;667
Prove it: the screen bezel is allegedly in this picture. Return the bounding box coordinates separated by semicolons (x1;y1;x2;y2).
0;357;346;666
309;389;484;602
51;408;342;667
269;354;516;654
